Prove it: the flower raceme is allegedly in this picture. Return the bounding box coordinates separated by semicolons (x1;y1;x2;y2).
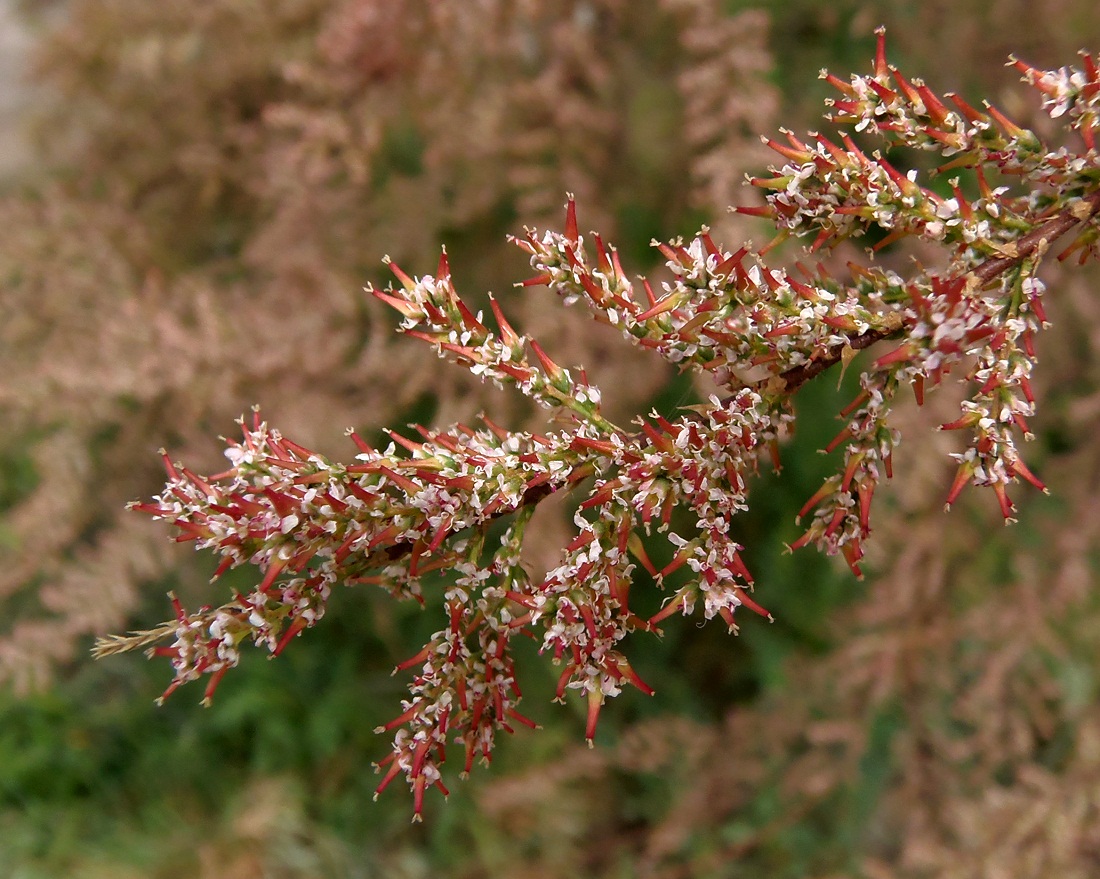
97;30;1100;819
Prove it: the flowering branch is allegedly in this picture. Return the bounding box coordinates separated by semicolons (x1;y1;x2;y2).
97;30;1100;819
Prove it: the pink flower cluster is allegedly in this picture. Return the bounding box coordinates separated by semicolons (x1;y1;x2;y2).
109;30;1100;819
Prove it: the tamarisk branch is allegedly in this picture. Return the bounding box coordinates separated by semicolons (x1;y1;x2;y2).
99;29;1100;819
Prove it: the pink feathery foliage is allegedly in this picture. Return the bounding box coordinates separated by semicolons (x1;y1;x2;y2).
99;31;1100;819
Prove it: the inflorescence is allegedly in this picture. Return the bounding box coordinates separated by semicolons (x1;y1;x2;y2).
97;30;1100;819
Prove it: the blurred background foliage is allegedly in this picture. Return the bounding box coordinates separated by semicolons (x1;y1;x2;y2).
1;0;1100;876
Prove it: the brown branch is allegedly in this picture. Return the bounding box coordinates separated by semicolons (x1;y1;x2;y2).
774;320;902;393
774;191;1100;395
971;191;1100;285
